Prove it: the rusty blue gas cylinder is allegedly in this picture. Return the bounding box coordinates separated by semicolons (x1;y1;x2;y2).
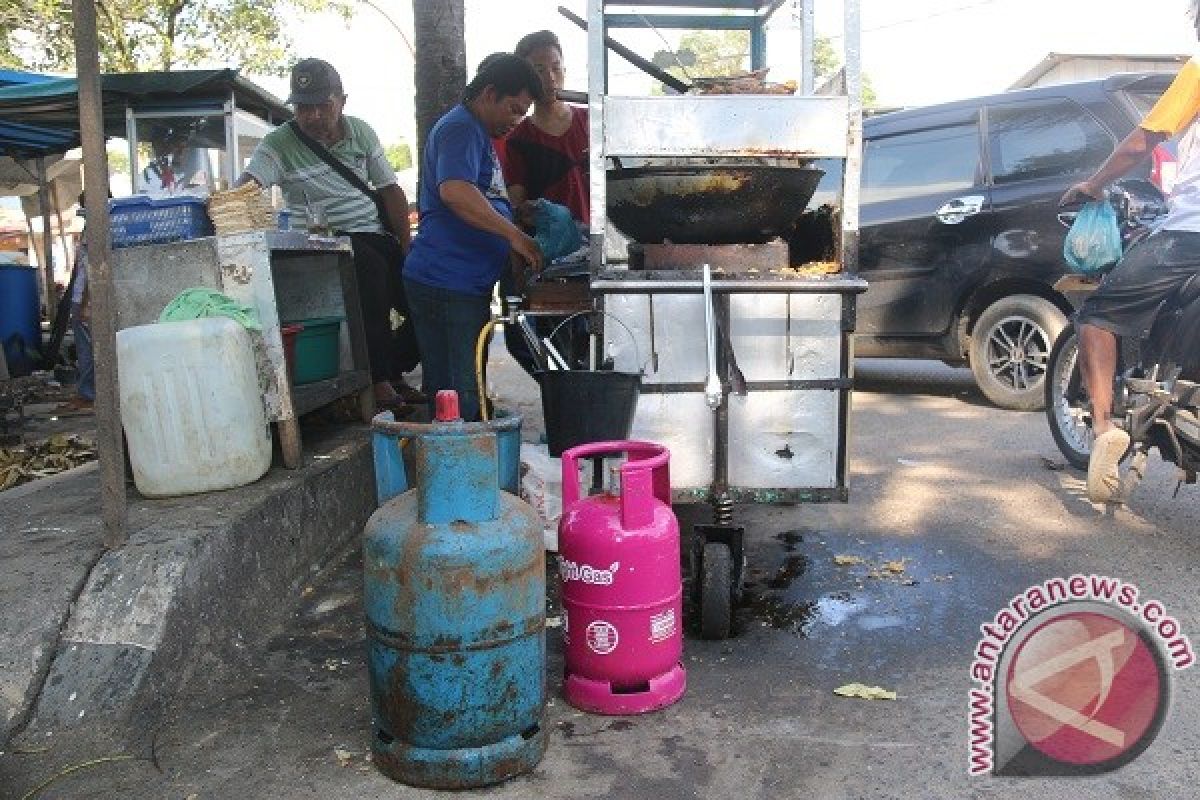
365;391;547;788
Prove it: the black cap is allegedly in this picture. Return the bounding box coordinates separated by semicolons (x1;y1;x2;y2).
287;58;343;105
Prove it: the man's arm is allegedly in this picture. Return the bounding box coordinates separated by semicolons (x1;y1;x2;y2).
1062;60;1200;206
378;184;411;251
1061;127;1168;205
507;184;529;209
439;180;543;269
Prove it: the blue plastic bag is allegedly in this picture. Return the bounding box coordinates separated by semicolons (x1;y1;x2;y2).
1063;200;1122;274
531;199;584;262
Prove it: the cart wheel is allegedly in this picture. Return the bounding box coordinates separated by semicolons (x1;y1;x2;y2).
700;542;733;640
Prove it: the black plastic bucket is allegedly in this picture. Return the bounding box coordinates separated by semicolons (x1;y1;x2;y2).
536;370;641;456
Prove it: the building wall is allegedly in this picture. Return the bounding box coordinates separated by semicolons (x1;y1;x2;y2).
1030;58;1184;88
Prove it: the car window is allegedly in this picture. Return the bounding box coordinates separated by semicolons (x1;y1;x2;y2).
861;123;980;204
1124;88;1168;119
987;98;1113;185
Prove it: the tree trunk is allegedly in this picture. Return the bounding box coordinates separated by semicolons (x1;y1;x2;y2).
412;0;466;173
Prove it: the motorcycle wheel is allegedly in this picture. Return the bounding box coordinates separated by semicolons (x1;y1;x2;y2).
1045;329;1093;470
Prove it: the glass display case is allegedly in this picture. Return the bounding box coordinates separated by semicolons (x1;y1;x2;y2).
127;103;276;194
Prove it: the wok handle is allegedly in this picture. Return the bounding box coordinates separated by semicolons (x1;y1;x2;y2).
557;5;692;95
702;264;723;411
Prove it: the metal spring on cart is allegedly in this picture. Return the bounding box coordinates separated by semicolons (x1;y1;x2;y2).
713;494;734;526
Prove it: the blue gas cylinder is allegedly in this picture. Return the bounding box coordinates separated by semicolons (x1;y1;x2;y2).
365;391;547;788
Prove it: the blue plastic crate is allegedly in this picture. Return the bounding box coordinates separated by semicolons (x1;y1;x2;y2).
109;195;213;249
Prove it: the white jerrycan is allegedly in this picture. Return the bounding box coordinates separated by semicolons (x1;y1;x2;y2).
117;317;271;497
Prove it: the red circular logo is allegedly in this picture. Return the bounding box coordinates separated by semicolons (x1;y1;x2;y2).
1005;611;1166;767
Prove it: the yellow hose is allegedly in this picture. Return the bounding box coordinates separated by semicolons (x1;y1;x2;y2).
475;318;502;421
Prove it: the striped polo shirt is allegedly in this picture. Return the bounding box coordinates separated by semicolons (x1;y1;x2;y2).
245;115;396;234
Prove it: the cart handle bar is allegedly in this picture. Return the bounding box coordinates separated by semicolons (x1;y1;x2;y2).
561;440;672;530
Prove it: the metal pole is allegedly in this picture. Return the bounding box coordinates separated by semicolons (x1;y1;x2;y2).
841;0;862;275
73;0;127;548
223;93;237;189
36;157;55;326
586;0;607;270
800;0;815;95
51;181;72;293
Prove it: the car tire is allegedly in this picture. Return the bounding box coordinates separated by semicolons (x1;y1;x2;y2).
969;295;1067;411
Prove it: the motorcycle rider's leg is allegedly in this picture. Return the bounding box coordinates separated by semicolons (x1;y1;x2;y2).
1078;322;1118;435
1079;321;1129;502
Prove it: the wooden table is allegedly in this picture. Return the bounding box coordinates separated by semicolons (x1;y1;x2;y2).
112;231;373;468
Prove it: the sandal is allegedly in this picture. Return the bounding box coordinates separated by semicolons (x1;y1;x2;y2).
376;397;418;420
392;380;428;405
1087;428;1130;504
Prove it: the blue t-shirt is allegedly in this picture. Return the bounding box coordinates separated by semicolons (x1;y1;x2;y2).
405;105;512;296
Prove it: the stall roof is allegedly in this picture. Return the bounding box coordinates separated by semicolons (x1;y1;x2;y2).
0;70;79;158
0;68;291;157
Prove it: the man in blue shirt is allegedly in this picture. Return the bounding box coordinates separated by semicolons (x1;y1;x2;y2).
405;54;544;420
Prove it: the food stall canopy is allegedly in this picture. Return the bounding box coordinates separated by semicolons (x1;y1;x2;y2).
0;70;80;158
0;68;291;146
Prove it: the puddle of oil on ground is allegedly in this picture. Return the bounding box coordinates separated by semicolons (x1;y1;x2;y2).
741;530;878;637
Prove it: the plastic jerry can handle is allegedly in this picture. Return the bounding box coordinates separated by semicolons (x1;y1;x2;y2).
560;440;671;529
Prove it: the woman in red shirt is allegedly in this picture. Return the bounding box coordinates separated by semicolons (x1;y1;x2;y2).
504;30;589;224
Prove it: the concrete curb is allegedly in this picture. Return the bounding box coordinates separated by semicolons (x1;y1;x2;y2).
22;428;376;738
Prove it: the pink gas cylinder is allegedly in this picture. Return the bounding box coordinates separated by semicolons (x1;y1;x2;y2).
558;440;686;715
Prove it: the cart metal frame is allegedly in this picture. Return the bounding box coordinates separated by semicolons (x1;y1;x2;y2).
584;0;866;638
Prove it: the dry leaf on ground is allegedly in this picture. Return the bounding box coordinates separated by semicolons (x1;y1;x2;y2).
833;683;897;700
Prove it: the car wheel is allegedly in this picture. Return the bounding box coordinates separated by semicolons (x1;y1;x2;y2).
969;295;1067;411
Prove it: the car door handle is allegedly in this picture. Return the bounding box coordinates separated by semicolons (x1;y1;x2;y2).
935;195;985;225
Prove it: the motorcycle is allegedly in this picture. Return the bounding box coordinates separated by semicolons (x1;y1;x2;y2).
1045;180;1200;499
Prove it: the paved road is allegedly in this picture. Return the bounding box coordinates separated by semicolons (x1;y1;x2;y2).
4;357;1198;799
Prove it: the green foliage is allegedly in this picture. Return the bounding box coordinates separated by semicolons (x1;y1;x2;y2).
106;147;130;176
651;30;877;107
671;30;750;81
861;76;878;109
0;0;352;75
385;142;412;172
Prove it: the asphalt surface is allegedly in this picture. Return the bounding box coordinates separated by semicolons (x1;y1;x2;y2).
3;357;1199;799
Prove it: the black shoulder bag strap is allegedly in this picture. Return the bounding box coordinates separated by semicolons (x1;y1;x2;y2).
287;119;396;236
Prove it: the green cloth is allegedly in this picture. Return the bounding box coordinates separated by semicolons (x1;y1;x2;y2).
159;288;261;331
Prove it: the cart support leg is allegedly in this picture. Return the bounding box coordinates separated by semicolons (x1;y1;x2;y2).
279;418;302;469
358;387;376;424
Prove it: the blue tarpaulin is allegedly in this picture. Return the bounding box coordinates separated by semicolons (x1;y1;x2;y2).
0;70;78;158
0;68;290;159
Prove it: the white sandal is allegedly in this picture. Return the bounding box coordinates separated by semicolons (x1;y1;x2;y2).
1087;429;1130;503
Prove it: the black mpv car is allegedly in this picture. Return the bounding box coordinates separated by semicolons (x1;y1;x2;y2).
806;73;1176;410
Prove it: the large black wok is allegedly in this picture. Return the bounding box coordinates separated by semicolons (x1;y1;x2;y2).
606;164;825;244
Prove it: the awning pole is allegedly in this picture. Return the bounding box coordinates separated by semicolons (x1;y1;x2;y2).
73;0;127;548
35;157;55;326
51;181;73;288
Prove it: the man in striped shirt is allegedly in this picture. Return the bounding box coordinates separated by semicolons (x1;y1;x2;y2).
241;58;419;410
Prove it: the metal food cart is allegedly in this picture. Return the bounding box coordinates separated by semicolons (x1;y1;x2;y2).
581;0;866;637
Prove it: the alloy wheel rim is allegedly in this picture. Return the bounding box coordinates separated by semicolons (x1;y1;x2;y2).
986;315;1052;392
